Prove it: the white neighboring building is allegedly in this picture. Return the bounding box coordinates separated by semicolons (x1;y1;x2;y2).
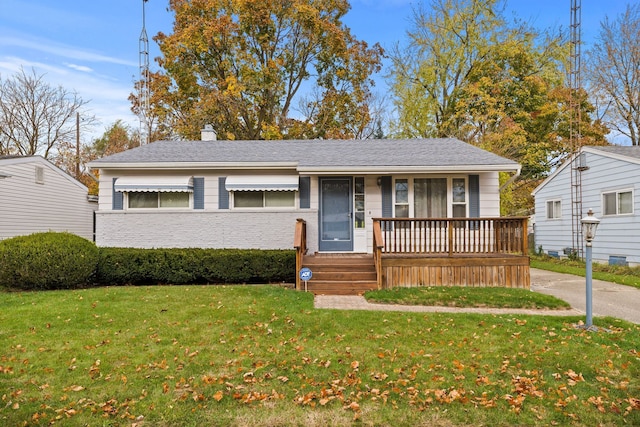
533;146;640;266
0;156;97;241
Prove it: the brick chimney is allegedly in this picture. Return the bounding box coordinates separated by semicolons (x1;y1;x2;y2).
201;124;217;141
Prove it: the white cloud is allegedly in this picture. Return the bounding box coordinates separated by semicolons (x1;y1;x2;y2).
0;55;138;139
0;36;136;67
66;63;94;73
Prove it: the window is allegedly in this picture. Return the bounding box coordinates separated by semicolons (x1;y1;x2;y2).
414;178;446;217
354;177;365;228
233;191;295;208
394;179;409;217
128;192;190;208
393;177;467;218
452;178;467;218
603;190;633;215
546;200;561;219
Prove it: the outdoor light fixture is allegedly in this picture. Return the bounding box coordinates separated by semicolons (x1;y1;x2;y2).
580;208;600;329
376;176;383;187
581;208;600;244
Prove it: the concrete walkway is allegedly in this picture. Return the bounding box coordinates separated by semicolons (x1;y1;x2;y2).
314;268;640;324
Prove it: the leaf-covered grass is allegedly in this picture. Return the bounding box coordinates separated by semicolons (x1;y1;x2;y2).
364;286;572;310
1;285;638;426
531;255;640;290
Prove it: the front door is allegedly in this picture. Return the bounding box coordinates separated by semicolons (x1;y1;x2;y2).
319;177;353;251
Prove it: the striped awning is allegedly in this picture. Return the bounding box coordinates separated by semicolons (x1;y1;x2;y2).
114;176;193;192
225;175;299;191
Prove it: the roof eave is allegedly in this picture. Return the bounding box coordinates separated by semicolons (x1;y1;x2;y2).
298;165;521;174
88;162;299;170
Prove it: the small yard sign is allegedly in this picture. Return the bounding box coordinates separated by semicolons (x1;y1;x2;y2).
299;267;312;292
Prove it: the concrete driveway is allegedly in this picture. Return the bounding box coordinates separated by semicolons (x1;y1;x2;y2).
531;268;640;324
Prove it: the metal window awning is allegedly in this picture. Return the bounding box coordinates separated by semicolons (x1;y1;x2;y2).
114;176;193;192
225;175;299;191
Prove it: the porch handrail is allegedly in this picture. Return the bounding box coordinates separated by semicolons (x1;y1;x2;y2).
294;218;307;290
373;217;529;256
372;220;384;289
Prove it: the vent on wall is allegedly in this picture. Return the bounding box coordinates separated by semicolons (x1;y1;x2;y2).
35;166;45;184
576;152;589;171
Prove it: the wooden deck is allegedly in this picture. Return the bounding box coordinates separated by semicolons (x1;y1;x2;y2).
294;217;530;295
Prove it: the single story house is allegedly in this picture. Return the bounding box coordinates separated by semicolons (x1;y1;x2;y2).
89;135;529;292
533;145;640;267
0;156;97;241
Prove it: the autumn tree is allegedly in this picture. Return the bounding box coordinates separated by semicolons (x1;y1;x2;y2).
388;0;608;214
0;68;95;158
88;120;140;158
586;4;640;145
61;121;140;195
135;0;383;141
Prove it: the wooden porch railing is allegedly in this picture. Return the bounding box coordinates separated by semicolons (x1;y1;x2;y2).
293;218;307;290
373;220;384;289
373;217;528;256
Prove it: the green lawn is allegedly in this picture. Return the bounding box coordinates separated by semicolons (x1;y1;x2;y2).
365;286;571;309
531;256;640;290
1;285;638;426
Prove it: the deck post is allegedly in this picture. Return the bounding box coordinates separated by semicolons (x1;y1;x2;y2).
293;218;307;290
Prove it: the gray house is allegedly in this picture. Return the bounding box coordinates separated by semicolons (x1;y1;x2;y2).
88;137;520;252
0;156;97;241
533;146;640;266
89;137;533;292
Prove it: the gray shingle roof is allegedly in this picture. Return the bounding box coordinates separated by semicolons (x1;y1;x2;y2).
587;145;640;160
89;138;519;170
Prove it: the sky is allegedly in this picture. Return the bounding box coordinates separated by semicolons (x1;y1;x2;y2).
0;0;632;142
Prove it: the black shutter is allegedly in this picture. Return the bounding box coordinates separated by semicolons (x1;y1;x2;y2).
299;176;311;209
469;174;480;229
218;177;229;209
112;178;123;210
380;176;392;230
193;177;204;209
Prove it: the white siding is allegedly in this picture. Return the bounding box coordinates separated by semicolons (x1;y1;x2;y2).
96;171;503;254
0;157;95;241
534;161;573;255
535;151;640;265
479;172;501;217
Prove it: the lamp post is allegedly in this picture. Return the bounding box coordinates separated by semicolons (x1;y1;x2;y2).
581;208;600;329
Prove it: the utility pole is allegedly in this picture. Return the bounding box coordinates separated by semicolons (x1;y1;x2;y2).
75;111;80;180
139;0;150;145
569;0;586;258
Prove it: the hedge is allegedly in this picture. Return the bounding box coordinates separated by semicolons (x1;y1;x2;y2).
96;247;296;286
0;232;99;290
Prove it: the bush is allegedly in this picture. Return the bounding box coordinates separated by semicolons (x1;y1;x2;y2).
0;232;99;290
96;248;295;286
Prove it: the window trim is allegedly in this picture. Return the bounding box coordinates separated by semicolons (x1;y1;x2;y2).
231;190;297;209
392;176;468;218
546;199;562;220
125;191;193;210
602;189;633;216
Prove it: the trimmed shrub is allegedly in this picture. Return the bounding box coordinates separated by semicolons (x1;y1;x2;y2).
0;232;99;290
97;247;295;286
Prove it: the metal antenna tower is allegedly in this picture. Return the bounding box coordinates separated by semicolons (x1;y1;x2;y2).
569;0;585;258
139;0;150;145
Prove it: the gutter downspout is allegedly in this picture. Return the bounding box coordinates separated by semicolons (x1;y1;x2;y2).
499;166;521;192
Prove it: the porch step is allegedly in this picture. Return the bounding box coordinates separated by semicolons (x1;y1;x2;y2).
301;254;378;295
